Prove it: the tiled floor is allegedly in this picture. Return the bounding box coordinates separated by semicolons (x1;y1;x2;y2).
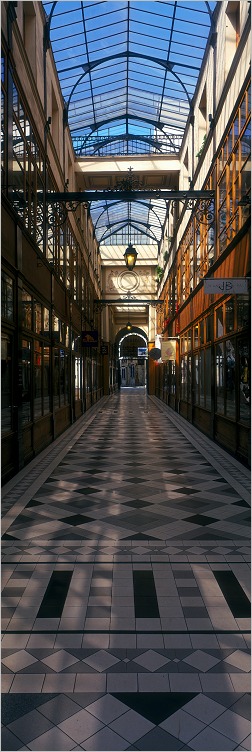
1;388;251;751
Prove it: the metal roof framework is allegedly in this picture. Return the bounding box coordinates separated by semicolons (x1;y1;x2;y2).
43;1;216;251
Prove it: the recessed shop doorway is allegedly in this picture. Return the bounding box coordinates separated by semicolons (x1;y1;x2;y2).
118;331;148;387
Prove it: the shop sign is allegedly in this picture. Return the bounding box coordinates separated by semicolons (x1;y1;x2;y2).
101;344;108;355
161;339;177;361
204;278;249;294
81;330;98;347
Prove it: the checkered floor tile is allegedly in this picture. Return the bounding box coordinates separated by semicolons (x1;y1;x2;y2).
1;389;251;750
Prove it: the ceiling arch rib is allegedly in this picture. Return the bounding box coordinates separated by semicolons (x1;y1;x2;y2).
43;0;216;248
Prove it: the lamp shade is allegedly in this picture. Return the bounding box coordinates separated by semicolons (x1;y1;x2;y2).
124;243;138;270
126;321;132;330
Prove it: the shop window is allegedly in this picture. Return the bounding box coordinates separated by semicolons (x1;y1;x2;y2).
193;355;199;405
1;334;13;434
1;51;7;183
216;306;224;338
34;341;42;418
65;353;70;404
181;357;187;400
206;313;213;342
225;300;235;332
216;342;224;414
194;325;199;349
60;349;66;403
34;301;42;334
226;339;236;418
200;320;205;345
169;360;176;395
237;297;249;329
199;352;205;406
239;338;250;425
205;347;211;410
22;291;32;329
22;340;31;424
43;307;50;333
43;346;50;414
2;273;14;321
53;349;60;409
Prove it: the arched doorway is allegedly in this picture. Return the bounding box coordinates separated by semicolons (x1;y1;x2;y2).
116;328;148;388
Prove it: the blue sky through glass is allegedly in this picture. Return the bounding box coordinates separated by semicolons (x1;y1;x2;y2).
43;1;216;246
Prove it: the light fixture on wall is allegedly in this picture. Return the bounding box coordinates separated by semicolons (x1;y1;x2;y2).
123;201;138;270
126;321;132;331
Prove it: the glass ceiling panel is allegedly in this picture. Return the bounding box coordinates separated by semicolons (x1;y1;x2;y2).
43;0;216;251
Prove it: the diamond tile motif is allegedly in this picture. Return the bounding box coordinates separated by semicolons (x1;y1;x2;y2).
83;651;121;672
1;388;251;752
41;650;79;671
132;650;170;671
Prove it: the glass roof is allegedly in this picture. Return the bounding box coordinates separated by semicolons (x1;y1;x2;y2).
43;1;216;252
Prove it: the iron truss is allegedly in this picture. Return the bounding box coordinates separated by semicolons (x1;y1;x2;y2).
43;190;215;228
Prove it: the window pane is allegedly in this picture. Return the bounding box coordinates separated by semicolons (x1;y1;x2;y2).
199;352;205;406
239;339;250;425
216;342;224;414
225;300;234;333
1;334;12;434
22;340;31;424
226;339;236;418
1;273;14;321
193;354;199;404
205;347;211;410
237;297;249;329
181;356;187;400
22;291;32;329
43;346;50;415
216;306;224;337
60;350;65;400
34;301;42;334
54;349;60;408
34;341;42;418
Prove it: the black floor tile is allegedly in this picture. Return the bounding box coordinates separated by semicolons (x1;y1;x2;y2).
133;571;160;617
213;571;251;618
60;514;94;526
184;514;218;526
1;694;58;725
111;692;199;724
37;571;73;618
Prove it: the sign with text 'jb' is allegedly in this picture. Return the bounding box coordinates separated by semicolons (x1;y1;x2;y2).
204;278;249;294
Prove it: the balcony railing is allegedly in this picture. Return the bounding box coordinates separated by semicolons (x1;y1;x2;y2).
73;133;183;157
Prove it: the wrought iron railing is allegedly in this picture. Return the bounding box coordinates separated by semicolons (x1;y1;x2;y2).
73;133;183;157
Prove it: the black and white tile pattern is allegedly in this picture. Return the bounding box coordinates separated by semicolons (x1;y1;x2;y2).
1;388;251;750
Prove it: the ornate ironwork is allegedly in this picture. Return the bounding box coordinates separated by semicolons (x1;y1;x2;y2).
171;197;214;226
47;198;88;228
105;167;147;193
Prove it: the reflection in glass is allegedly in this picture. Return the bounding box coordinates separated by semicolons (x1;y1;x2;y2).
226;339;236;418
216;342;224;414
43;346;50;414
216;306;224;337
1;334;12;433
205;347;211;410
34;341;42;418
22;340;31;423
239;339;250;425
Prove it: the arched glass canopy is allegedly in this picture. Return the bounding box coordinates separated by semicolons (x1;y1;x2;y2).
43;1;216;252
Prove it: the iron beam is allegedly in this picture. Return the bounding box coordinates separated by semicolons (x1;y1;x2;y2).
42;190;214;203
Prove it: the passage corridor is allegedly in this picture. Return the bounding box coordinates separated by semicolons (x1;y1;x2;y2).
1;389;251;751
